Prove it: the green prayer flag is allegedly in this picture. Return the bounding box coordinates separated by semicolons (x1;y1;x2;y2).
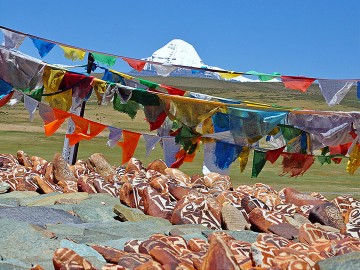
175;126;200;154
23;86;44;102
279;125;302;143
113;93;141;119
92;52;117;67
251;150;267;178
246;71;281;81
131;88;160;106
139;78;159;89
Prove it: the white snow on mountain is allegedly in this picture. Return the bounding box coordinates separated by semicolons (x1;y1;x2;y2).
130;39;279;82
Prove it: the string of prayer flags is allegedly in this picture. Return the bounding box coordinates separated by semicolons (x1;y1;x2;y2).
280;153;315;177
246;71;281;81
143;134;161;157
122;57;146;72
117;130;141;164
92;52;117;67
1;29;26;49
30;38;56;58
318;79;355;106
59;45;86;61
66;115;106;145
107;126;123;148
251;150;267;178
281;76;315;92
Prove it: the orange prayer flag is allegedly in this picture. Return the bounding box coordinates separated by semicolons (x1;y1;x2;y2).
281;76;315;92
66;115;106;145
44;108;71;136
121;57;146;72
117;130;141;164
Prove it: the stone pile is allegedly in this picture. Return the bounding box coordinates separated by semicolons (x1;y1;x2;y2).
1;151;360;269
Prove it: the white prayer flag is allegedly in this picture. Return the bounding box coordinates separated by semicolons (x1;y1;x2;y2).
24;94;38;122
318;79;355;106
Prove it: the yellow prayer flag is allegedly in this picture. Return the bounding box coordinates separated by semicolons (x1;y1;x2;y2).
43;66;72;111
59;45;86;61
238;147;250;173
346;143;360;175
218;72;241;80
110;69;134;80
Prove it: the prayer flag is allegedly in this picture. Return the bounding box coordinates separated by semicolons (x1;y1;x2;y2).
59;45;86;61
122;57;146;72
92;52;117;67
1;29;26;49
251;150;267;178
281;76;315;92
24;94;39;122
107;126;122;148
318;79;355;106
117;130;141;164
30;38;56;58
143;134;161;157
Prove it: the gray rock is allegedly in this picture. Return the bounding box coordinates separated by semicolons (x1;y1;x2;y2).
315;252;360;270
0;206;83;227
113;204;172;226
72;205;116;223
20;192;89;206
0;198;20;208
0;182;10;194
0;218;60;266
166;224;211;235
60;239;106;269
0;259;30;270
0;191;39;200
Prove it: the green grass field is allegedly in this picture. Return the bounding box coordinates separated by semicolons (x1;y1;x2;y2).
0;77;359;199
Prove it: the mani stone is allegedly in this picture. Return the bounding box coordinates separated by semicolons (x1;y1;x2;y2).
268;223;299;240
283;187;324;207
221;203;250;230
308;202;346;230
0;182;10;194
0;206;83;227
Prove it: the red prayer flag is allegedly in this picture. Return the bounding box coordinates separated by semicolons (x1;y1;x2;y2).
265;146;286;164
281;76;315;92
0;91;14;108
329;142;352;164
148;111;167;131
160;84;186;96
281;152;315;177
59;72;94;99
121;57;146;72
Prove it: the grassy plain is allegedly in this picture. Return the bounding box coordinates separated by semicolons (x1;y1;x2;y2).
0;77;359;199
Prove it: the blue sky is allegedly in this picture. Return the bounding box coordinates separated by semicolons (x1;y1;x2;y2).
1;0;359;79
